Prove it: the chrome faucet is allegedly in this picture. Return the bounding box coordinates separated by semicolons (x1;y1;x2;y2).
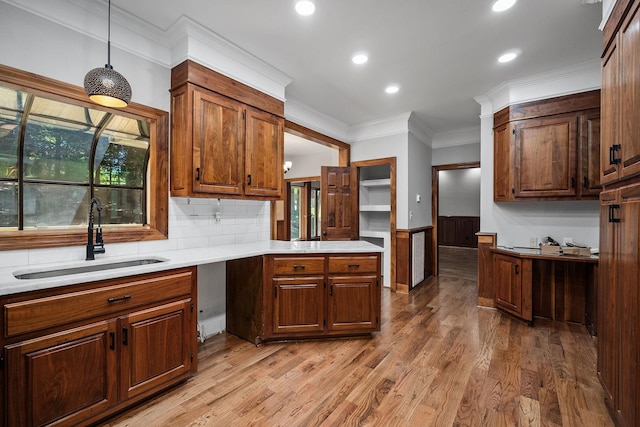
86;197;106;260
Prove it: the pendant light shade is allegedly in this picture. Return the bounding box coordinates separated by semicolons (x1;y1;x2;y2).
84;0;131;108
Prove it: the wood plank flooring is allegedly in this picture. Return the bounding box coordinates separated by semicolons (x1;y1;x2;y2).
103;248;613;426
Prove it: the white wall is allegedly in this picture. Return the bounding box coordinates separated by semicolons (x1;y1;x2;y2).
439;168;481;217
285;150;338;179
432;142;481;166
407;132;432;227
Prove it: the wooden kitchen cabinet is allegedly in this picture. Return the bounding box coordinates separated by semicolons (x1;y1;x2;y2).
598;1;640;425
170;60;284;200
601;1;640;185
226;253;381;345
493;90;600;201
493;253;532;322
1;268;197;427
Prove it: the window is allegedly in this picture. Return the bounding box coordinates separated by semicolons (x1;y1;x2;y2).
0;65;168;251
288;180;320;241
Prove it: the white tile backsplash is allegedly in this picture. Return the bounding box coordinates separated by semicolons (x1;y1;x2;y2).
4;197;272;267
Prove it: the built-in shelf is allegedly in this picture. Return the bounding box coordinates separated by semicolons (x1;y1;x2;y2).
360;230;390;239
360;178;391;188
360;205;391;212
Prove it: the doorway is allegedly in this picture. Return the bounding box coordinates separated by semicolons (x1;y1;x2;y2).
431;162;480;276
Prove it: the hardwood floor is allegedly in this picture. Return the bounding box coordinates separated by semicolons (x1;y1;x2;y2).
103;251;613;427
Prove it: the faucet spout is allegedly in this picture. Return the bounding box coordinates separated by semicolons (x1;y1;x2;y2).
87;198;106;260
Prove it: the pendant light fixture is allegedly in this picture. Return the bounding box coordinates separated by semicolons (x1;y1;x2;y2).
84;0;131;108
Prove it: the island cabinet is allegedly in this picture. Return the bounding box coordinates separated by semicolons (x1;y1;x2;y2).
226;253;381;345
493;90;600;201
170;60;284;200
0;268;197;427
493;253;532;322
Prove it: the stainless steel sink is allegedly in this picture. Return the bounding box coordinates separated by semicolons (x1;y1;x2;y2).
13;258;167;280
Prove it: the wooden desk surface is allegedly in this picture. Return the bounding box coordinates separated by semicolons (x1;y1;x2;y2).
491;246;598;264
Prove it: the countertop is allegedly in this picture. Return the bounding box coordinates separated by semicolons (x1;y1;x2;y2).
492;246;599;263
0;240;383;296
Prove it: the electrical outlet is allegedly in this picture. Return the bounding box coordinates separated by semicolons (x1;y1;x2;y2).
529;237;538;248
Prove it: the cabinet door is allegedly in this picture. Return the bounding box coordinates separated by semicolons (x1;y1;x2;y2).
119;299;194;401
494;254;522;316
244;106;283;198
193;89;244;195
5;320;117;427
493;123;511;201
617;184;640;427
597;189;618;405
513;115;578;198
328;275;378;332
600;39;620;185
619;2;640;181
579;110;601;198
272;277;325;335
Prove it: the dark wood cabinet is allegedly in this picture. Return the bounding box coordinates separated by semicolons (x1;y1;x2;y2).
170;60;284;200
437;216;479;248
493;90;601;201
1;268;197;427
598;2;640;425
226;253;381;344
493;253;532;322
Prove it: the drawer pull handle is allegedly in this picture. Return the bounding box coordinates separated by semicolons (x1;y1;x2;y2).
122;327;128;346
108;294;131;303
348;264;360;268
109;331;115;350
293;265;305;269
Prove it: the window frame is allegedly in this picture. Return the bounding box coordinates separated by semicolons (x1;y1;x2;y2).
0;64;168;251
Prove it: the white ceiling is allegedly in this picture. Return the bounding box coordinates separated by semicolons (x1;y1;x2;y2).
108;0;604;137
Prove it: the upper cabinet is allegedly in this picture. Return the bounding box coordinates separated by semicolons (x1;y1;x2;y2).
493;90;601;202
601;1;640;185
170;60;284;200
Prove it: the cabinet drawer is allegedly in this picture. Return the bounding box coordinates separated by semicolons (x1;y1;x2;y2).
4;268;194;338
328;256;378;274
272;257;325;275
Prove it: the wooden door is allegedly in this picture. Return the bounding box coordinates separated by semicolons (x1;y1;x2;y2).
245;106;284;198
617;183;640;427
193;89;244;195
494;254;522;316
327;275;378;332
600;40;620;185
597;189;618;405
579;110;601;197
272;277;325;335
321;166;357;240
493;123;511;201
513;115;578;198
619;3;640;181
5;320;118;427
119;299;194;401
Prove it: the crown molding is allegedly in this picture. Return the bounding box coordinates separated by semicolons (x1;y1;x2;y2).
284;97;351;142
485;59;601;113
348;112;414;143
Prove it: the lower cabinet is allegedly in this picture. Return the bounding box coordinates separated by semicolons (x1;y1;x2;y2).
226;253;381;344
1;268;197;427
493;253;532;322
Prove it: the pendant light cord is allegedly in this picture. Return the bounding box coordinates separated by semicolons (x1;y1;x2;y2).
107;0;112;68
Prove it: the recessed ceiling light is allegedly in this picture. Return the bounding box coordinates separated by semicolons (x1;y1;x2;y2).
385;85;400;94
352;53;368;65
295;0;316;16
498;52;517;63
492;0;516;12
